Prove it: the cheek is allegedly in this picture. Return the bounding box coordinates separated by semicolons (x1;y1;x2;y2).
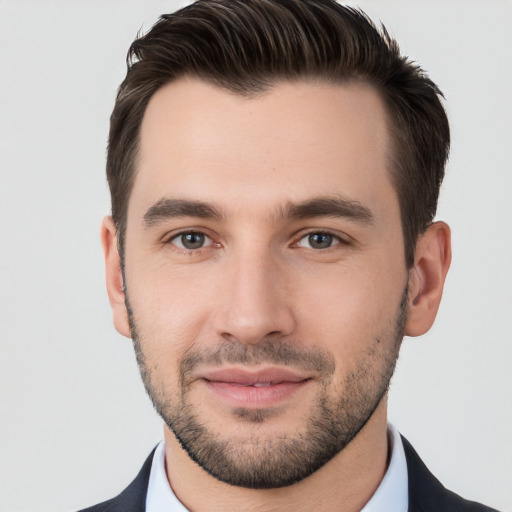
126;262;217;358
294;260;405;355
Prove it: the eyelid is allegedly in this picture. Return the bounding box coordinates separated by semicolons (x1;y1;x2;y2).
162;227;351;251
293;229;350;248
164;228;219;251
172;232;212;249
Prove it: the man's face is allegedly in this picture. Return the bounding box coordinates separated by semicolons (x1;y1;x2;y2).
121;78;409;488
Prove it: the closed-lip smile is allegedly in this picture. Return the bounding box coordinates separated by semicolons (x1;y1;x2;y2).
198;367;311;408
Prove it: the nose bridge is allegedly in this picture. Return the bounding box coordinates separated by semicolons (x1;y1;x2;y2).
214;245;295;344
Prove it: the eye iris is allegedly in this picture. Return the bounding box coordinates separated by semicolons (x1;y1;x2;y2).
181;232;205;249
308;233;333;249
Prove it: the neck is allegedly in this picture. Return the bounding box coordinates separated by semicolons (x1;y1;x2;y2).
163;398;390;512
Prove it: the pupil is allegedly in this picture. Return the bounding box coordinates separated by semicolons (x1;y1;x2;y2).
182;232;204;249
309;233;332;249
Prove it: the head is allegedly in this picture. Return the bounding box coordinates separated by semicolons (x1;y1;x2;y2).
102;0;451;491
107;0;450;269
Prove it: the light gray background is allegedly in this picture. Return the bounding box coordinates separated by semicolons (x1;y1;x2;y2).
0;1;511;511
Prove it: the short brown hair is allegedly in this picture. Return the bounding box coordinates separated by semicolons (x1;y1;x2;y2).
107;0;449;267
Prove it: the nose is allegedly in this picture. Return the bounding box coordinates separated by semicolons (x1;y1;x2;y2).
212;251;296;345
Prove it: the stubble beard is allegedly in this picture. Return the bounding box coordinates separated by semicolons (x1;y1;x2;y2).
126;287;408;489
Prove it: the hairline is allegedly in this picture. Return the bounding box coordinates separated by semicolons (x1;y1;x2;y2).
116;74;414;267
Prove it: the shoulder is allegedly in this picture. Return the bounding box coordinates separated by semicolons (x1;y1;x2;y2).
402;435;500;512
77;448;156;512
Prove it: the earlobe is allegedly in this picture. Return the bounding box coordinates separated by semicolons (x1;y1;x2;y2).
101;216;131;338
405;221;452;337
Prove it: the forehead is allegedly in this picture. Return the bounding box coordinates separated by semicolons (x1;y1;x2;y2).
132;77;396;220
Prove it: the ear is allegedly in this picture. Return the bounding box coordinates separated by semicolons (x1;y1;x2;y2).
101;216;131;338
405;221;452;337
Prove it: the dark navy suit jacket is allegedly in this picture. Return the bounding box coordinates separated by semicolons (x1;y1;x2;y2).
78;436;499;512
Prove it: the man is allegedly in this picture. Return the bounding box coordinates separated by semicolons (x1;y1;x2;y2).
80;1;498;510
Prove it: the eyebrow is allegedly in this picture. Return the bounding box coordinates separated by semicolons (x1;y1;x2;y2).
143;195;373;227
279;196;374;224
143;198;224;226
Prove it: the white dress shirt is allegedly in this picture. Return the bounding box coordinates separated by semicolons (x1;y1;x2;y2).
145;424;408;511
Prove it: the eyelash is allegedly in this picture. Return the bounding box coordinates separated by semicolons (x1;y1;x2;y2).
165;230;216;254
165;229;349;254
293;229;349;251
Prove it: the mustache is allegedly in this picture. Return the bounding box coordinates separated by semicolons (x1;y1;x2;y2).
180;339;336;377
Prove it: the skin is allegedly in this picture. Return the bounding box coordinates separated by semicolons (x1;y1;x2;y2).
102;78;451;511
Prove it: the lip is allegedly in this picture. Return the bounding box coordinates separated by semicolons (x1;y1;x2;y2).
199;367;311;408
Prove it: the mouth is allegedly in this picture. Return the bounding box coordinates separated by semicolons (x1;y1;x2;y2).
198;367;312;408
228;382;282;387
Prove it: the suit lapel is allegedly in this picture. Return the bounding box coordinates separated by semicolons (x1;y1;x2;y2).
81;439;497;512
78;448;155;512
402;435;496;512
402;435;451;512
110;448;155;512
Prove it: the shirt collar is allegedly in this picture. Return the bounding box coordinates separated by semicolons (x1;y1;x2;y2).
146;423;408;512
360;423;409;512
146;440;188;512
